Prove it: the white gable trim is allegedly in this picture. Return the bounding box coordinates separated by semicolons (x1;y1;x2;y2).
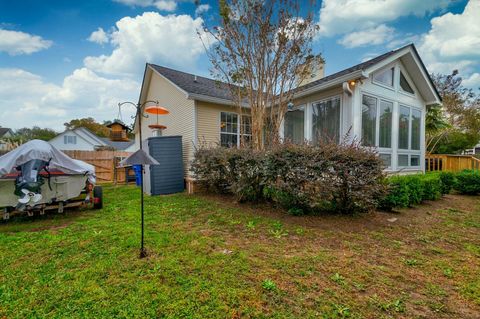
363;46;440;105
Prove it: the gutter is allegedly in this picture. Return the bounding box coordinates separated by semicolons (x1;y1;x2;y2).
294;70;367;99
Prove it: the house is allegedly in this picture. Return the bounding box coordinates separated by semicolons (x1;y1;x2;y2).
0;127;14;151
49;127;135;151
134;43;441;177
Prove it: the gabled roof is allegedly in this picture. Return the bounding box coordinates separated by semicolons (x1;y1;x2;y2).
149;64;234;102
0;128;13;137
146;43;440;106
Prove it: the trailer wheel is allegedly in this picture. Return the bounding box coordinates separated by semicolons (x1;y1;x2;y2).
93;186;103;209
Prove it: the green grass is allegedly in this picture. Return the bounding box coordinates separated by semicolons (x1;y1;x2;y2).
1;185;479;318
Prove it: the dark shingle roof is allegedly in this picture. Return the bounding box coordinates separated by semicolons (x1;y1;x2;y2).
149;43;439;101
0;128;13;137
149;64;234;101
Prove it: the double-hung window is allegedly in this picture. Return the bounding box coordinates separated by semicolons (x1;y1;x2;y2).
398;105;421;167
220;112;251;147
361;94;393;167
220;112;238;147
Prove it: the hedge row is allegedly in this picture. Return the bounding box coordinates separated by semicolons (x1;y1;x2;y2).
380;170;480;210
192;143;480;214
191;142;386;215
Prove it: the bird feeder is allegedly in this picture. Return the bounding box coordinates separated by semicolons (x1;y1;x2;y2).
145;106;169;137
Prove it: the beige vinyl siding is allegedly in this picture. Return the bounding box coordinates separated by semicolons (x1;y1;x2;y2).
196;101;248;147
140;70;195;176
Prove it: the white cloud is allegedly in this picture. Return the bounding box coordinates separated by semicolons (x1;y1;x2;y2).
114;0;177;11
84;12;215;77
0;29;52;55
154;0;177;11
338;24;394;48
88;27;110;44
418;1;480;88
195;4;211;16
318;0;450;37
0;68;139;130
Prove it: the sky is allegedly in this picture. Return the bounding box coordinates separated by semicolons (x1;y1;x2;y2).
0;0;478;131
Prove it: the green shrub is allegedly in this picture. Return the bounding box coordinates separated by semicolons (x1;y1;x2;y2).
378;176;411;210
422;175;442;201
439;172;456;195
379;173;445;210
403;175;424;205
454;170;480;195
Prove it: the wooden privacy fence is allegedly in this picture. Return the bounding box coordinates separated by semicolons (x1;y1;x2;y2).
425;154;480;172
63;150;132;183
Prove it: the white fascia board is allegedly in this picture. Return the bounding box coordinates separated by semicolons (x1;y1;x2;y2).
294;70;367;99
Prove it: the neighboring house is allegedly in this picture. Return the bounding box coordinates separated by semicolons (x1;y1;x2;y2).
49;127;134;151
0;127;14;151
465;143;480;155
134;43;441;177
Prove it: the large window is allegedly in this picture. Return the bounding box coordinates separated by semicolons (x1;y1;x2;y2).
362;94;393;167
373;67;394;87
284;106;304;144
220;112;238;147
312;96;341;143
362;95;377;146
379;100;393;148
398;105;422;167
220;112;251;147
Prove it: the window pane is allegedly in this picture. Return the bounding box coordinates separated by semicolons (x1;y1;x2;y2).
400;71;414;94
361;95;377;146
284;107;304;144
410;155;420;167
398;154;409;167
379;153;391;167
220;133;237;147
374;67;394;87
64;136;68;144
312;97;340;144
241;115;251;135
399;106;410;149
379;100;393;148
411;109;421;150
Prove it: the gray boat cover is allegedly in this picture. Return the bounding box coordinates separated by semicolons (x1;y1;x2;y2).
0;139;96;183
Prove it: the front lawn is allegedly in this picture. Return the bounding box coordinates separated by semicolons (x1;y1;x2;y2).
0;186;479;318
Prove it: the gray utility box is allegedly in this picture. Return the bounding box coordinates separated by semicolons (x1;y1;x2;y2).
146;136;184;195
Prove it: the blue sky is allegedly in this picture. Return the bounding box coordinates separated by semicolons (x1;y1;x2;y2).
0;0;478;130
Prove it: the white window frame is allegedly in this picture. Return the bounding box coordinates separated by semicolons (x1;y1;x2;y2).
219;111;251;147
372;66;395;91
397;104;422;168
398;68;416;97
64;135;77;145
310;95;342;144
361;93;394;168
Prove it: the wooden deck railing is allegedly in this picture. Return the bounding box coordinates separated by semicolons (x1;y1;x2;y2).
425;154;480;172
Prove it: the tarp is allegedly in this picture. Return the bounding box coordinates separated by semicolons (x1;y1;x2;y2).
0;139;96;183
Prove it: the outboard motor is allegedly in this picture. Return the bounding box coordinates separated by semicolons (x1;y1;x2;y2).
14;159;49;208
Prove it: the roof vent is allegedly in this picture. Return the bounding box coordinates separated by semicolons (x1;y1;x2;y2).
194;75;198;82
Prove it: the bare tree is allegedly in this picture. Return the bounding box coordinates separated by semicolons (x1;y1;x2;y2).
198;0;321;150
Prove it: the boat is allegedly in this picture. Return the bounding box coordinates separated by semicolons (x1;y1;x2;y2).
0;139;102;219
